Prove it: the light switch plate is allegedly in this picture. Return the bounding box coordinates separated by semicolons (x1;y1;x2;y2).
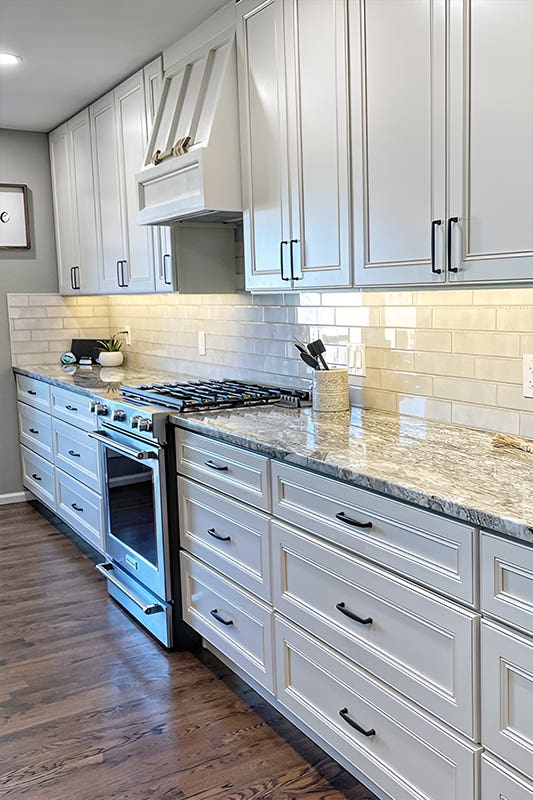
346;343;366;377
198;331;206;356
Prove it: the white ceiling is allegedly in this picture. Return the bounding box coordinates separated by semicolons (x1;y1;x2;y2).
0;0;229;132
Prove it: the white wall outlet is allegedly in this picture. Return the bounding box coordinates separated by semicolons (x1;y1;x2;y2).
116;326;131;346
523;354;533;398
346;343;366;377
198;330;206;356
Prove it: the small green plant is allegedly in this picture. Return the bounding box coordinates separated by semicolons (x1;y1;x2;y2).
98;335;123;352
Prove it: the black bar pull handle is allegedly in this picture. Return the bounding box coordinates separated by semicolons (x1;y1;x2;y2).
68;450;81;458
280;240;290;281
116;260;123;287
336;602;373;626
204;459;229;472
74;266;81;290
121;260;129;288
290;239;302;280
65;404;78;411
29;428;39;434
207;528;231;542
71;503;84;512
163;253;172;285
431;219;442;274
447;217;459;273
70;266;76;290
335;511;372;529
210;608;233;626
27;390;37;395
339;708;375;737
31;473;42;481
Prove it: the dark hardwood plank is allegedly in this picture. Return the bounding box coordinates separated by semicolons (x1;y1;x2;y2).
0;502;377;800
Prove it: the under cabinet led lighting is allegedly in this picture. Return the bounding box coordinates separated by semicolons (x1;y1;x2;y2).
0;53;23;66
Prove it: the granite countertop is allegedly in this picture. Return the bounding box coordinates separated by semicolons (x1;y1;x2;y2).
14;364;533;544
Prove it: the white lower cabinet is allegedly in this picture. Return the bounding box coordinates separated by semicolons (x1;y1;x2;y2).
55;469;104;552
272;521;479;738
274;615;481;800
52;418;101;492
481;620;533;780
481;754;533;800
20;445;56;511
180;552;274;692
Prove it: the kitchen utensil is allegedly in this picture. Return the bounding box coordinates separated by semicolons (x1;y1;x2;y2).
299;351;320;370
308;339;329;370
492;433;533;454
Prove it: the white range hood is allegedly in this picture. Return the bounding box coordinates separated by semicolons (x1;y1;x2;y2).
136;3;242;226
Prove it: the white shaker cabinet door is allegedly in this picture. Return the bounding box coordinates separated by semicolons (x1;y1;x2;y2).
448;0;533;283
115;70;156;293
68;109;99;294
49;123;77;295
351;0;447;286
90;90;125;294
238;0;291;291
285;0;351;288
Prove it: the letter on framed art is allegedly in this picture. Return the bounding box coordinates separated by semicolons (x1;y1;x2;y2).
0;184;31;249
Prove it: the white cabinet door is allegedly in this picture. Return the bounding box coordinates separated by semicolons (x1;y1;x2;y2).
238;0;291;290
143;57;175;293
285;0;351;288
351;0;447;286
49;123;76;294
90;90;125;293
448;0;533;283
68;109;99;294
115;70;156;293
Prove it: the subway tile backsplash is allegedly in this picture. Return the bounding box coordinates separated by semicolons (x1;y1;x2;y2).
7;287;533;437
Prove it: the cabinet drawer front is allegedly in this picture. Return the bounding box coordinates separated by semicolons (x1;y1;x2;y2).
51;386;94;430
55;469;104;552
176;429;270;511
53;418;101;492
481;532;533;634
21;445;56;511
481;620;533;779
482;754;533;800
180;553;274;692
18;402;53;460
275;617;480;800
178;477;271;601
271;461;476;604
272;521;478;738
16;374;51;413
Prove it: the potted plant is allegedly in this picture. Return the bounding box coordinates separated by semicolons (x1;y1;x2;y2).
98;335;124;367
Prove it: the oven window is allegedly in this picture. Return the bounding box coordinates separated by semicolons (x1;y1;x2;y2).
106;452;158;567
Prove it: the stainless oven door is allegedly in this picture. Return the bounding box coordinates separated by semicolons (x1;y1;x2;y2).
89;429;170;601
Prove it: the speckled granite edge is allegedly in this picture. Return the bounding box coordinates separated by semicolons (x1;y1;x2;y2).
13;366;533;546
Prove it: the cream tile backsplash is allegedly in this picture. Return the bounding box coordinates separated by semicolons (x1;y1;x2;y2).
7;287;533;437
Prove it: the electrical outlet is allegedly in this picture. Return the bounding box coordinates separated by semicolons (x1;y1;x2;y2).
523;354;533;398
116;326;131;346
346;343;366;377
198;331;206;356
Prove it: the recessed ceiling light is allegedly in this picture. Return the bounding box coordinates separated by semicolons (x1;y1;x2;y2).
0;53;23;66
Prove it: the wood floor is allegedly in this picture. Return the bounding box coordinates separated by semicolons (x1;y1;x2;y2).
0;502;378;800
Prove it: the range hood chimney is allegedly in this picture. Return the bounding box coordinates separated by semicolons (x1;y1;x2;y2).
136;3;242;226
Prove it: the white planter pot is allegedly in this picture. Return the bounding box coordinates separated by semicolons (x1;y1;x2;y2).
98;351;124;367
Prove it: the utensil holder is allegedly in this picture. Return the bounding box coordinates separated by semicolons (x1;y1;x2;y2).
312;368;350;412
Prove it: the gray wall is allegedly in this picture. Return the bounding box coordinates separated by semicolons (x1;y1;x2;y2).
0;129;58;497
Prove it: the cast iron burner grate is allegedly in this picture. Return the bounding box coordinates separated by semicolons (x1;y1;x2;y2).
120;379;311;413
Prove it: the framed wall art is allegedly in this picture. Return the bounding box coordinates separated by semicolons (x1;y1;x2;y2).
0;184;31;250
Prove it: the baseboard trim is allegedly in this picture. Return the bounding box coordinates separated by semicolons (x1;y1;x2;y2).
0;490;32;506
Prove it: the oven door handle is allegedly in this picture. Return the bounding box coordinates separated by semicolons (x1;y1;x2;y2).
95;562;164;615
88;431;160;460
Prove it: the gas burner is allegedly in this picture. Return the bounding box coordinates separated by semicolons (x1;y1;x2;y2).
120;379;311;413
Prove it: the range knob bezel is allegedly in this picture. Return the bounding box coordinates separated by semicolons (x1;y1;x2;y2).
112;409;127;422
95;403;108;416
138;418;153;432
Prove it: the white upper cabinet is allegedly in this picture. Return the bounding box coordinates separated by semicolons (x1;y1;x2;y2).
91;70;156;294
351;0;447;286
49;111;99;294
448;0;533;283
238;0;351;291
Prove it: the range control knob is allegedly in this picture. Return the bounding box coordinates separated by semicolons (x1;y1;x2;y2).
130;416;141;429
95;403;108;416
112;409;126;422
90;400;98;413
138;418;153;432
